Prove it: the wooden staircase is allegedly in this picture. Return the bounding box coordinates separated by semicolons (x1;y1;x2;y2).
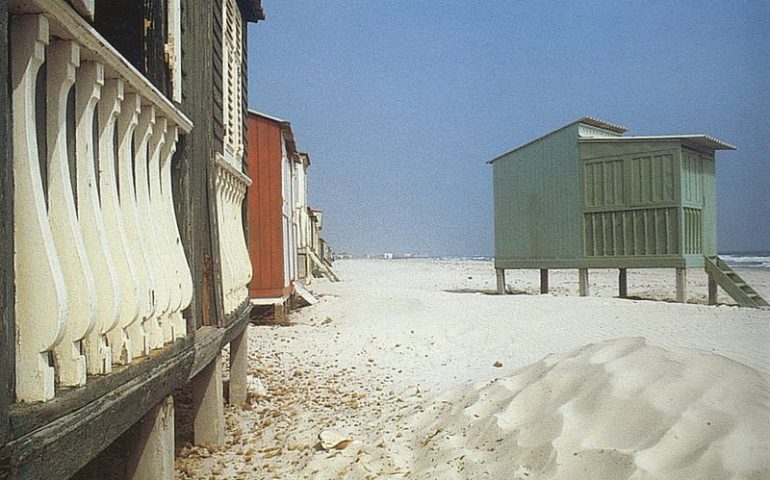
308;249;340;282
704;256;769;308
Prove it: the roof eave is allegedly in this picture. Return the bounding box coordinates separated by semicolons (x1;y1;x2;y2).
237;0;265;22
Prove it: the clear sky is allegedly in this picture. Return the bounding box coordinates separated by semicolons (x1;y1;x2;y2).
248;1;770;256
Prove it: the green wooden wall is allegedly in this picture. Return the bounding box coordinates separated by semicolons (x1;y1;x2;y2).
493;124;583;268
492;126;720;270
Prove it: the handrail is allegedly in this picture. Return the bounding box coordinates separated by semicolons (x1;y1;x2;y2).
10;0;193;133
11;9;194;402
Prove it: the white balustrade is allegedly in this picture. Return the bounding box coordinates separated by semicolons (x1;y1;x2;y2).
214;154;252;315
11;6;193;402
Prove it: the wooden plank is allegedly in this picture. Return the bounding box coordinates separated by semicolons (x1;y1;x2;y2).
189;303;249;379
539;269;548;294
7;338;191;441
1;0;14;448
1;343;195;480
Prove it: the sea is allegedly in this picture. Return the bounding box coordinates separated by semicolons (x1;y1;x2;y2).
720;252;770;270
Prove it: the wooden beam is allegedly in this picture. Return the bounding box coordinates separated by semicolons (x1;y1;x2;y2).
539;269;549;294
1;0;14;447
0;343;195;480
7;338;191;441
190;303;250;379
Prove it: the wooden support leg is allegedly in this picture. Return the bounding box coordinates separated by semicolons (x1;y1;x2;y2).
676;268;687;303
618;268;628;298
228;327;248;406
495;268;506;295
127;396;175;480
579;268;589;297
707;272;717;305
540;269;549;294
192;355;224;446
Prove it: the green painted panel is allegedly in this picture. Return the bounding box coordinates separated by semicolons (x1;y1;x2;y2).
629;153;676;206
493;124;582;265
682;150;705;207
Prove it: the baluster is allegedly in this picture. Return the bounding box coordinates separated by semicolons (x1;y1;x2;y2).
236;180;252;294
75;60;120;375
134;105;164;350
11;15;68;402
117;93;151;356
98;78;140;365
159;126;185;339
225;173;238;310
147;117;173;343
47;40;97;388
213;170;229;313
230;176;247;303
217;168;235;313
161;126;193;336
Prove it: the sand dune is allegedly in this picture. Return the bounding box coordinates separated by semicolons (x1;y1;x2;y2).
411;337;770;479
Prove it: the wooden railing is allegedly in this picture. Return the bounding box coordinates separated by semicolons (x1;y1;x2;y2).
11;8;193;403
214;154;252;316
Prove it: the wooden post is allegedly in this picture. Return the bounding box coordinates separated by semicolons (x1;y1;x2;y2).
539;269;549;294
1;0;14;444
707;272;717;305
192;355;224;446
495;268;506;295
618;268;628;298
676;268;687;303
228;327;248;405
126;396;175;480
578;268;589;297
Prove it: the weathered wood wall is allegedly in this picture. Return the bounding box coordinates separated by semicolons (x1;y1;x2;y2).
175;0;220;329
0;0;14;450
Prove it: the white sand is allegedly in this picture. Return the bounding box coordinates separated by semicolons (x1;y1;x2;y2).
176;259;770;479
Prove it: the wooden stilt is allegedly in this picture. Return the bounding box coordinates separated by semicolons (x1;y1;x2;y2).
192;355;224;446
707;272;717;305
228;327;248;405
618;268;628;298
540;269;549;294
496;268;506;295
126;396;175;480
676;268;687;303
578;268;589;297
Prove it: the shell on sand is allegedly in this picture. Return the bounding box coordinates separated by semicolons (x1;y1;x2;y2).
318;430;354;450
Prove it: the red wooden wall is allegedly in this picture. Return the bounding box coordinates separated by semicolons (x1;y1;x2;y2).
247;113;292;299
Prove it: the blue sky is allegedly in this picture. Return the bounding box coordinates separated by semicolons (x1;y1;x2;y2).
248;1;770;256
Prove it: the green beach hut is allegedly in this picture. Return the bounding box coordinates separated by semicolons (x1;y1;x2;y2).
489;117;766;307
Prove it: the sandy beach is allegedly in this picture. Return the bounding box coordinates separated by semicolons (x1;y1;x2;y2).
175;259;770;479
